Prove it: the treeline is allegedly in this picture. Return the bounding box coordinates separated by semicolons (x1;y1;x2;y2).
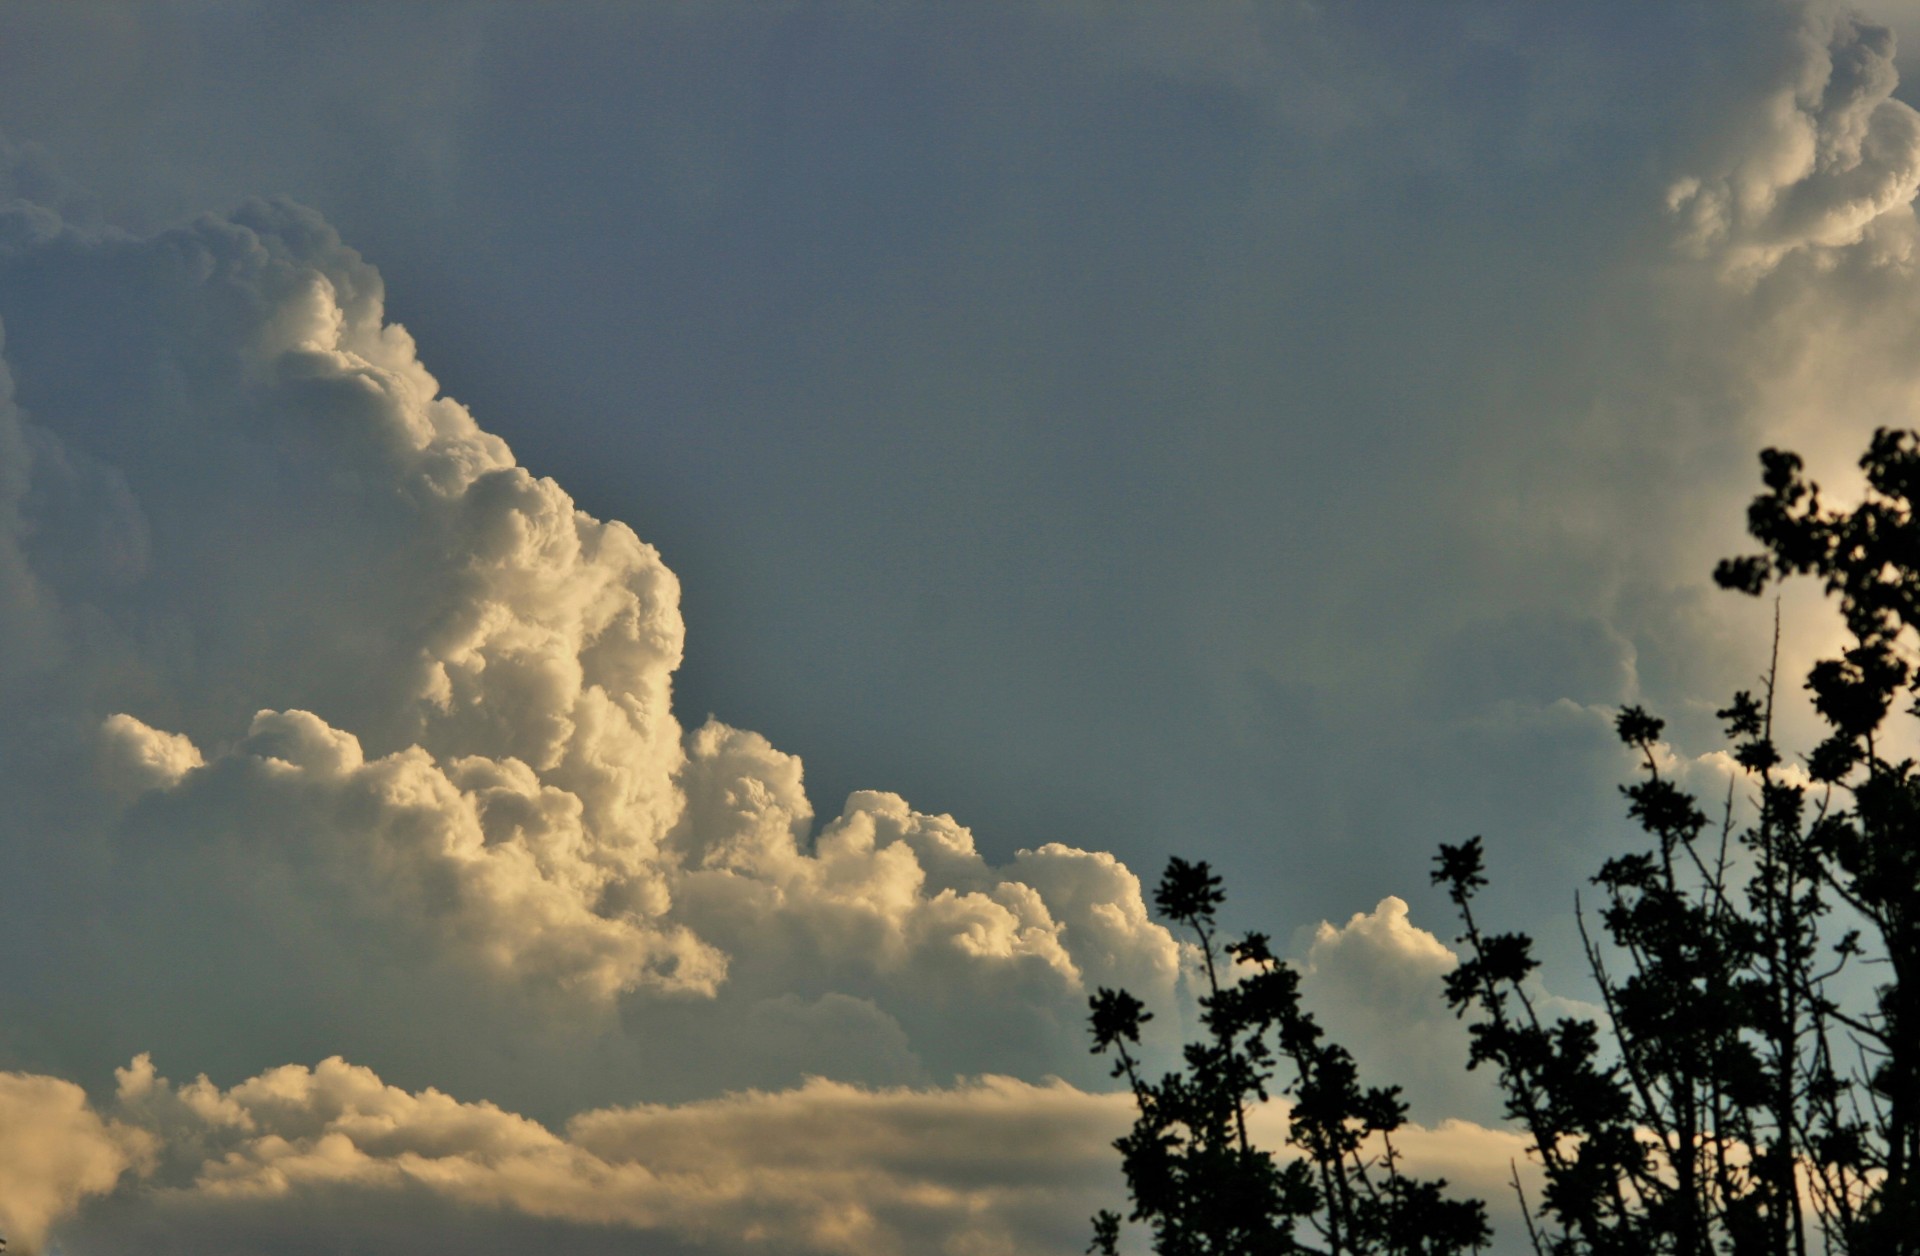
1090;432;1920;1256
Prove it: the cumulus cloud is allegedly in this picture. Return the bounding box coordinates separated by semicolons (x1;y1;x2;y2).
1302;896;1455;999
1667;7;1920;275
671;722;1179;1002
98;712;204;791
0;194;1178;1106
70;1053;1132;1256
13;4;1920;1252
0;186;1517;1249
1293;896;1501;1125
0;1051;1532;1256
0;1069;154;1254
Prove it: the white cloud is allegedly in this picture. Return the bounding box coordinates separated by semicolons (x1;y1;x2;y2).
1304;895;1457;989
1294;896;1503;1125
1;1050;1538;1256
0;196;1179;1103
97;711;204;791
0;1070;154;1254
9;5;1920;1252
83;1053;1136;1256
1291;892;1619;1129
1667;7;1920;276
670;724;1178;1001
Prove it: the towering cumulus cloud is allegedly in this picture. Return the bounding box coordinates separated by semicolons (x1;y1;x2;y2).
0;195;1178;1047
13;3;1920;1249
0;196;1189;1250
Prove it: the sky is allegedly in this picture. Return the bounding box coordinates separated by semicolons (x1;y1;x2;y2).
3;1;1920;1252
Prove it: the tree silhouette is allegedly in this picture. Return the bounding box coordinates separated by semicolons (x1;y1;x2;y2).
1094;431;1920;1255
1434;431;1920;1255
1087;857;1490;1255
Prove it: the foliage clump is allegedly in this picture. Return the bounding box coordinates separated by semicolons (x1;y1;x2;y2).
1088;857;1489;1255
1094;431;1920;1256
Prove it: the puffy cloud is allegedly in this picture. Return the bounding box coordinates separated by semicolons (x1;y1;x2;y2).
0;195;1178;1103
82;1053;1136;1256
671;723;1178;1000
97;712;203;791
9;1050;1539;1256
0;1070;154;1254
1294;896;1501;1124
127;706;725;1002
15;5;1919;1251
1667;7;1920;275
1292;893;1613;1133
1304;895;1456;991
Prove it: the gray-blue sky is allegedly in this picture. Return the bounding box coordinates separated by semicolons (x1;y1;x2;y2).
3;3;1919;1252
0;3;1737;909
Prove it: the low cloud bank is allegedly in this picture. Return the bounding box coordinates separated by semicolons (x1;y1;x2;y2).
0;1053;1535;1256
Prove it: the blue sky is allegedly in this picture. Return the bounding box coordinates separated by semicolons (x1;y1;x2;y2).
2;3;1918;1252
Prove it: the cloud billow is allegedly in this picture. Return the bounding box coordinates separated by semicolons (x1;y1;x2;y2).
9;2;1920;1251
0;187;1546;1255
1667;9;1920;276
0;197;1183;1107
